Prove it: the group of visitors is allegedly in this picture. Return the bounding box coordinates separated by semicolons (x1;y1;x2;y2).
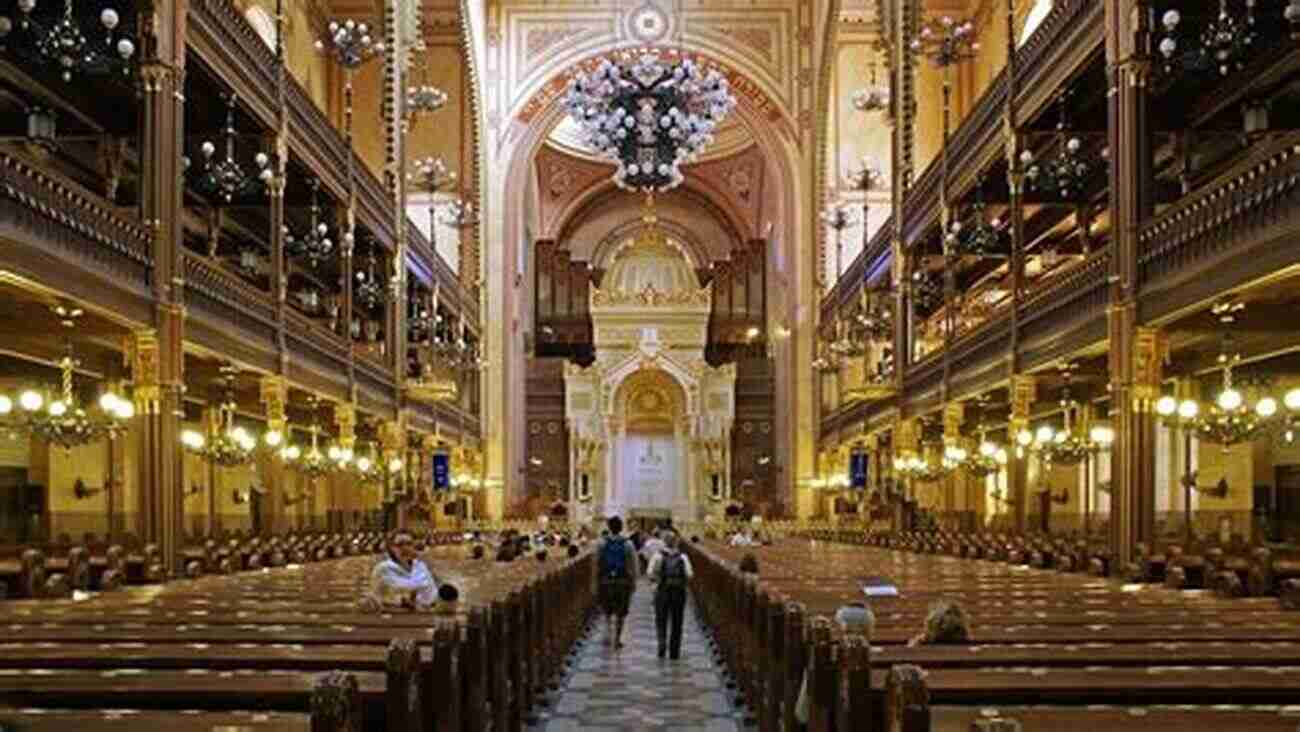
594;515;694;660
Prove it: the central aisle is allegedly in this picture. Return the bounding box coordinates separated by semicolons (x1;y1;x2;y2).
530;580;749;731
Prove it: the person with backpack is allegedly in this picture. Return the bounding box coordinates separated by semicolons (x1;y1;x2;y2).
594;515;639;649
646;530;693;660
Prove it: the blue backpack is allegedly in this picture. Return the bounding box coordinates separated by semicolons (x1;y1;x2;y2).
600;536;629;579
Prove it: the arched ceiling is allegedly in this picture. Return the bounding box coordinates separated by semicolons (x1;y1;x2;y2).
552;183;742;270
534;141;769;252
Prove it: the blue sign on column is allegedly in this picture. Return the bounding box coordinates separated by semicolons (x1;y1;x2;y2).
432;453;451;490
850;452;868;488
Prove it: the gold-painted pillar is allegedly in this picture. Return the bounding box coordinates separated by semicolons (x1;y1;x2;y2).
1008;375;1037;534
379;419;405;530
260;377;288;535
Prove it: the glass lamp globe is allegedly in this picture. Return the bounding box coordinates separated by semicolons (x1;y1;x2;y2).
1035;426;1054;444
1178;400;1199;420
1156;395;1178;416
979;441;997;458
1286;389;1300;411
1217;388;1243;411
1256;397;1278;418
1016;429;1033;447
264;430;283;447
19;391;43;412
0;395;10;415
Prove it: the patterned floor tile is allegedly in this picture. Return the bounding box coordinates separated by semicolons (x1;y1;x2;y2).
530;581;752;732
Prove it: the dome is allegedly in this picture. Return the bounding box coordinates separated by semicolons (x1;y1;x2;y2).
603;216;700;295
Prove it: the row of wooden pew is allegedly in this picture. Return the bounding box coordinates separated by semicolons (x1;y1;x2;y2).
854;528;1300;607
0;531;390;600
686;534;1300;732
0;536;597;730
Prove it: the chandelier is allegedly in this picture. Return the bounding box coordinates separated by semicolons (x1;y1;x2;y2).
852;48;890;114
812;339;841;374
286;178;334;268
948;184;1004;258
959;438;1007;479
845;156;885;194
1156;1;1260;78
346;442;382;485
1;0;136;81
406;82;448;120
181;369;257;468
280;423;339;479
564;51;736;192
354;250;385;309
438;199;475;227
1156;302;1278;446
0;306;132;449
314;18;383;68
187;95;272;204
910;15;980;67
408;156;456;194
910;267;944;317
1021;91;1090;200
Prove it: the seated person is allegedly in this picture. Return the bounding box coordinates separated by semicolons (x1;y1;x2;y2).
367;530;439;611
908;599;971;646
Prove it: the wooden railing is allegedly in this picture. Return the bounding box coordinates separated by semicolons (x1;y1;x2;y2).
182;253;278;347
1138;132;1300;286
0;151;152;291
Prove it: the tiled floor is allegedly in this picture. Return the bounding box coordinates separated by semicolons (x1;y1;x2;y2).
530;581;751;731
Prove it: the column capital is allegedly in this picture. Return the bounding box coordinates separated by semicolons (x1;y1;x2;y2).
1133;326;1169;406
943;402;964;442
334;403;357;449
1010;374;1037;420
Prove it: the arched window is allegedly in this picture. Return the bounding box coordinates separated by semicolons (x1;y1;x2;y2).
244;5;276;51
1018;0;1052;47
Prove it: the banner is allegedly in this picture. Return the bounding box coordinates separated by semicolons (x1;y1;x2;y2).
850;451;868;488
432;453;451;490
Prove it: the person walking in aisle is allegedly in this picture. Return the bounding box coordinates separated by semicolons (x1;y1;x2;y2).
640;528;666;573
594;515;639;649
647;530;693;660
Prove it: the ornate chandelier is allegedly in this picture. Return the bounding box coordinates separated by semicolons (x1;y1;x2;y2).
1157;1;1259;77
181;369;257;468
280;423;338;479
948;184;1004;258
959;438;1007;479
0;0;136;81
1022;91;1091;200
286;179;334;268
0;306;132;448
1156;303;1278;446
354;250;385;309
314;18;383;68
852;48;890;114
438;199;475;227
187;95;272;204
564;51;736;192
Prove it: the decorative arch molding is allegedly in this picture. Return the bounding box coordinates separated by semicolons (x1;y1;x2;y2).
601;350;700;418
510;45;796;152
549;177;751;249
591;219;713;274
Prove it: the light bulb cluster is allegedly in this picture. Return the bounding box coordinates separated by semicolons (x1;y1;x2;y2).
406;84;448;118
910;15;979;67
0;309;133;449
564;52;736;192
314;18;384;69
1155;388;1289;447
1157;2;1256;78
285;179;334;268
0;0;136;81
185;95;272;204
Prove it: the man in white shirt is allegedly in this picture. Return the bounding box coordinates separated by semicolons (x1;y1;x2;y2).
368;530;438;611
640;529;667;572
647;531;694;660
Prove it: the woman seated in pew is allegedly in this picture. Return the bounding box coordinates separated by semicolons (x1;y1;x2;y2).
366;529;439;611
907;599;971;646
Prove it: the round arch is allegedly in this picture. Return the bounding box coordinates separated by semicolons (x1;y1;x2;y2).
486;43;810;519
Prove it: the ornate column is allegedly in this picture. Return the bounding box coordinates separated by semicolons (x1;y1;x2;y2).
133;0;186;574
1129;327;1167;545
1008;375;1037;533
379;419;405;529
943;402;965;517
260;376;288;534
1106;0;1154;565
